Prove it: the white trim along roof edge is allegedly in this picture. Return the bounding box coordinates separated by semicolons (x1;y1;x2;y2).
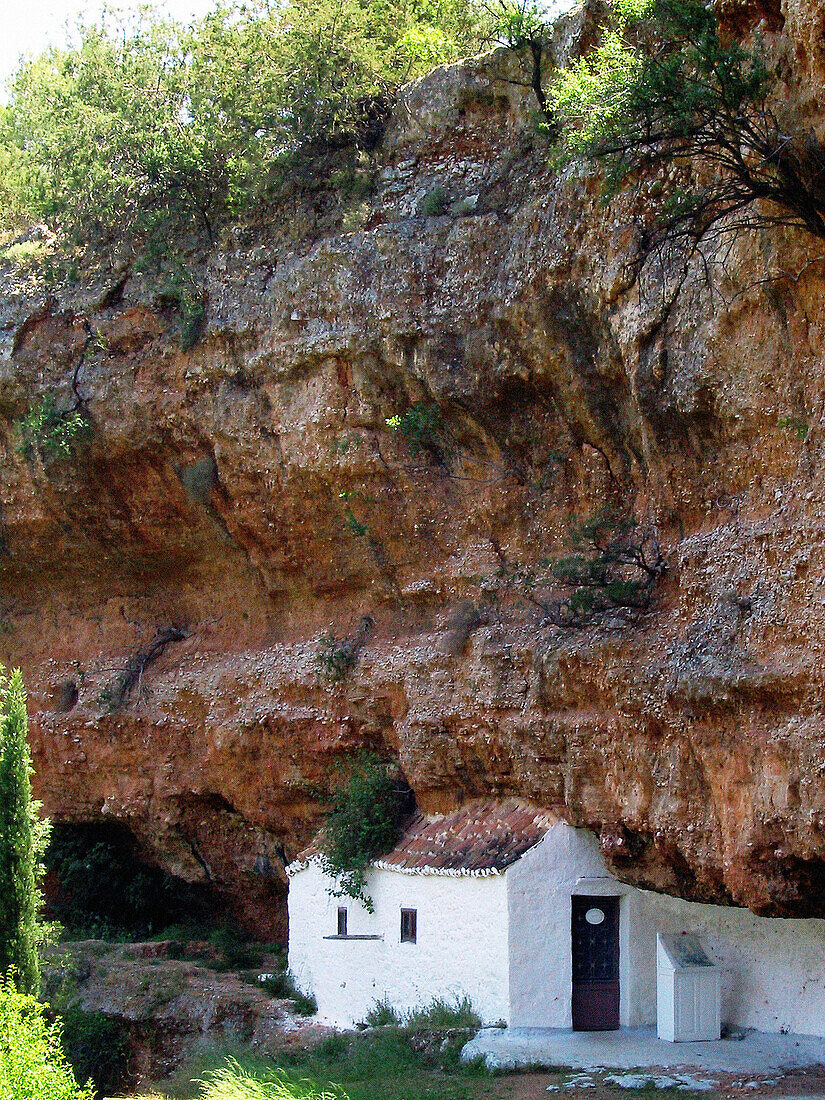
285;853;506;878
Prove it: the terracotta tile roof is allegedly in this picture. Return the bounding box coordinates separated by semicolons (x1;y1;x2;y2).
289;799;556;876
376;799;555;875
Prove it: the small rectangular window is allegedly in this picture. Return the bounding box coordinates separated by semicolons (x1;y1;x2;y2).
337;907;348;937
400;908;417;943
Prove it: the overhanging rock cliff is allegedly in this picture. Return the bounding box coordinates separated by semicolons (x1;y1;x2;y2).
2;0;825;937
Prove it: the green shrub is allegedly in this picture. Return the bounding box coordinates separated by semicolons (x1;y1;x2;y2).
208;927;266;972
319;754;413;912
359;993;481;1031
549;0;825;262
16;395;89;463
404;995;482;1031
358;997;401;1028
385;402;444;459
420;186;446;216
315;617;373;684
0;670;50;996
315;633;359;683
59;1009;127;1096
290;989;318;1017
0;978;92;1100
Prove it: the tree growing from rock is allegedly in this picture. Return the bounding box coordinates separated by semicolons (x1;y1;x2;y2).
0;670;49;995
549;0;825;271
320;753;414;911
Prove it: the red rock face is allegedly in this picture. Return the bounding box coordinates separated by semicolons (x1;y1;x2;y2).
3;2;825;937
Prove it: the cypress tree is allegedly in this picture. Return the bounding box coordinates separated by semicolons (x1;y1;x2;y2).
0;670;47;994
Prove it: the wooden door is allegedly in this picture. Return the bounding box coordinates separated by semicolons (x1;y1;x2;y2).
571;896;620;1031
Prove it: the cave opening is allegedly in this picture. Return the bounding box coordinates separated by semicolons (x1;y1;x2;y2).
45;821;226;940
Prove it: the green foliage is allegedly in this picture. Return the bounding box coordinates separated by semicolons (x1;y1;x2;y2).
0;979;92;1100
549;0;825;260
420;186;447;216
338;491;369;538
315;616;373;683
360;994;482;1031
59;1009;127;1097
404;995;482;1031
485;0;550;116
385;402;444;458
547;511;663;626
16;395;89;463
319;754;413;911
359;997;402;1027
163;1021;489;1100
201;1060;343;1100
2;239;51;272
486;0;546;50
0;0;489;246
207;927;267;972
45;822;216;940
778;416;809;440
493;511;664;628
289;989;318;1017
316;632;360;682
0;671;49;996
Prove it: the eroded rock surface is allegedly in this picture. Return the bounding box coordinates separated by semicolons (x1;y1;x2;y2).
2;0;825;934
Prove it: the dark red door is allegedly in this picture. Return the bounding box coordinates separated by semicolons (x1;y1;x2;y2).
571;896;620;1030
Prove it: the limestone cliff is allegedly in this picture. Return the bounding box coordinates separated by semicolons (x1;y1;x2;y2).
2;0;825;938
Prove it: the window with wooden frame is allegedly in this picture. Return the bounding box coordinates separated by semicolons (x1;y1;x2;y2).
337;907;348;937
400;908;417;943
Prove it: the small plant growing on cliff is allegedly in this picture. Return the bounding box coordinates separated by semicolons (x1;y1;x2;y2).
16;395;89;463
339;490;369;538
494;510;664;628
316;616;373;683
155;273;207;350
320;753;414;911
386;402;445;461
778;416;809;440
421;186;447;216
548;0;825;273
97;626;188;713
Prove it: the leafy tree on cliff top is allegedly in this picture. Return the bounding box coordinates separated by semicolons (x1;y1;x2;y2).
548;0;825;272
0;670;50;996
0;0;488;245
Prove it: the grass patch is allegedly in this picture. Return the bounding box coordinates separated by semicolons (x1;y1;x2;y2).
156;1024;491;1100
406;996;482;1031
358;994;481;1031
201;1060;343;1099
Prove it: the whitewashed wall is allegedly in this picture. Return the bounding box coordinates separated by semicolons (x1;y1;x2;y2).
288;861;510;1027
506;823;618;1028
637;890;825;1036
506;821;825;1036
